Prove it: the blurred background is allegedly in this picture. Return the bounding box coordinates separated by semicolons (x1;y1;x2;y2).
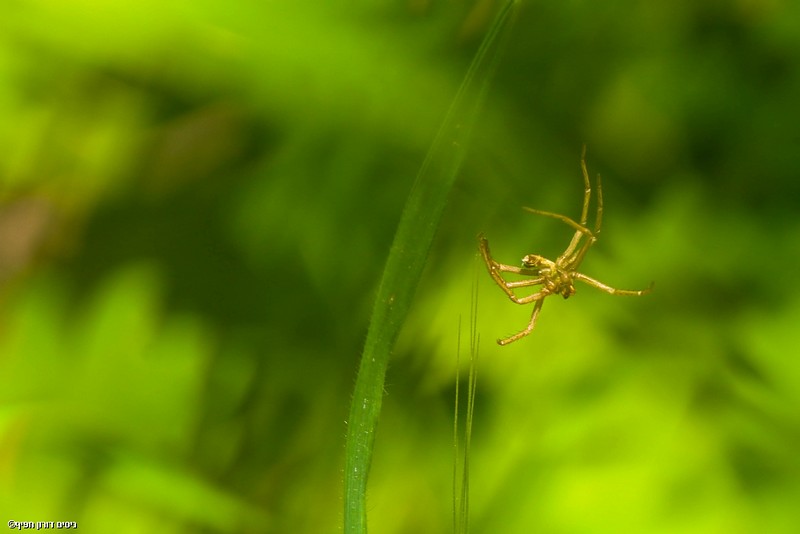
1;1;799;532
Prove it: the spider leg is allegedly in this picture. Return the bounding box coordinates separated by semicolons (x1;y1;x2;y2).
479;235;539;276
522;149;598;265
521;207;593;238
579;144;591;228
563;169;604;271
506;278;545;289
497;298;545;346
563;171;609;271
509;290;549;304
562;222;596;271
573;272;654;296
593;172;603;235
563;149;603;267
479;234;549;304
495;263;542;277
522;207;593;266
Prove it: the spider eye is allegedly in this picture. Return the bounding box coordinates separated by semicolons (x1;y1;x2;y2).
521;255;541;268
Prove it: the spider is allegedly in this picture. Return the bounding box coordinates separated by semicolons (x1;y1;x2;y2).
479;147;653;346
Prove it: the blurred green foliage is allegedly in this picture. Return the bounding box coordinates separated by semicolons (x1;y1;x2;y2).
1;1;799;533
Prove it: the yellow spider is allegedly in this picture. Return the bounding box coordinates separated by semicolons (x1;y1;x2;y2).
479;148;653;345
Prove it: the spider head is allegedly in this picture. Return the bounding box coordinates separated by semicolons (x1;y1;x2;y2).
521;254;545;269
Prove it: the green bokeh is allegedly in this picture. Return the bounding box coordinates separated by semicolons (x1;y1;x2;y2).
1;1;799;532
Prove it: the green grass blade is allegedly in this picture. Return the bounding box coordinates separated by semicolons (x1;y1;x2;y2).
454;267;481;534
343;2;519;532
453;318;461;534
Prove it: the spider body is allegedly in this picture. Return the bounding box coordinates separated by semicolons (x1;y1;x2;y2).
479;148;653;346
